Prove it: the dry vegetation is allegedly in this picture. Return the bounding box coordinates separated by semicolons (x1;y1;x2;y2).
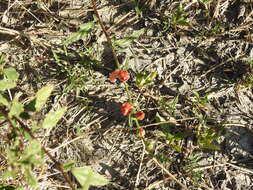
1;0;253;189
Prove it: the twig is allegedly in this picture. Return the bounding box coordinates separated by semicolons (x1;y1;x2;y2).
0;26;20;36
144;176;173;190
142;117;197;129
135;139;146;187
226;162;253;175
10;117;76;190
151;156;188;190
192;163;227;172
91;0;120;68
243;9;253;23
193;162;253;175
201;55;246;77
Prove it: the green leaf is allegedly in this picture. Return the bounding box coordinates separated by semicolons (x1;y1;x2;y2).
201;143;220;150
112;29;144;49
173;145;182;152
155;112;167;129
9;94;24;117
19;112;30;120
0;94;9;107
0;54;5;66
63;161;75;171
42;107;67;129
24;98;36;112
72;167;108;190
9;101;23;117
35;85;54;111
0;80;16;91
26;140;42;156
171;6;188;26
24;166;38;187
3;68;19;81
64;22;94;45
19;140;44;167
135;72;157;88
130;29;144;39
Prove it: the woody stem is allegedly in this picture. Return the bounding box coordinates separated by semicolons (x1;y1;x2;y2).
91;0;120;69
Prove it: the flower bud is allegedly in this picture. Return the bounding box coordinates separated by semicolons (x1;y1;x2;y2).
135;111;145;120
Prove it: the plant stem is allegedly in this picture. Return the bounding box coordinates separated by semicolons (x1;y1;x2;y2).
10;116;76;190
91;0;120;69
134;118;140;129
124;82;132;102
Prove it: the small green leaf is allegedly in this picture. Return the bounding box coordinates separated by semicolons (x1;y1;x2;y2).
201;143;220;150
24;166;38;187
130;29;144;38
155;112;167;128
35;85;54;111
24;98;36;112
19;112;30;119
26;140;42;156
9;101;23;117
19;140;44;166
64;22;94;45
173;145;182;152
9;94;24;117
3;68;19;80
72;167;108;190
0;80;16;91
0;94;9;107
112;29;144;49
135;72;157;88
63;161;75;171
42;107;67;129
0;54;5;66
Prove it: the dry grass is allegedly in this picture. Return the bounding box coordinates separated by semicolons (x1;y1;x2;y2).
1;0;253;189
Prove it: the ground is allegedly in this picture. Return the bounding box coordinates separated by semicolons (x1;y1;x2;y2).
0;0;253;189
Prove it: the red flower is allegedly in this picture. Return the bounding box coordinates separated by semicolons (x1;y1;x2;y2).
117;70;130;82
109;70;129;83
120;103;133;116
138;128;145;137
135;111;145;120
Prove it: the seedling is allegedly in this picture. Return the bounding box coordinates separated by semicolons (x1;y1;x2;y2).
171;6;189;27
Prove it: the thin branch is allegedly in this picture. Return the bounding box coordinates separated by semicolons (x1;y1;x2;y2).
91;0;120;68
151;156;188;190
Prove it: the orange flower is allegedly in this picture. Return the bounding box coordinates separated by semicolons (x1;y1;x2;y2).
109;70;129;83
138;128;145;137
135;111;145;120
120;103;133;116
117;70;130;82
